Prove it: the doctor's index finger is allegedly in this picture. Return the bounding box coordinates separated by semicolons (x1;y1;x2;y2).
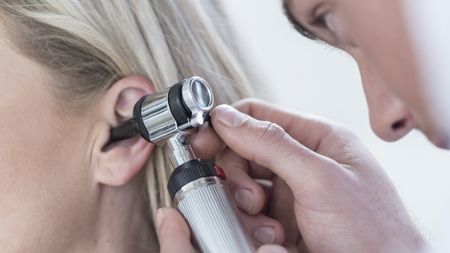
193;98;358;162
209;104;338;188
232;98;348;153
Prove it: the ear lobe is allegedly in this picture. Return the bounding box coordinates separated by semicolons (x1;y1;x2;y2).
94;75;156;186
97;137;154;186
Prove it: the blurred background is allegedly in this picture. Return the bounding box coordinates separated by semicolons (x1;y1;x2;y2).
223;0;450;243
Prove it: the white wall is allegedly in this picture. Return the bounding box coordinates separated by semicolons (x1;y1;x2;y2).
223;0;450;243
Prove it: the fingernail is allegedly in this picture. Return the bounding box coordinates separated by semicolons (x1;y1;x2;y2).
254;226;276;244
258;245;288;253
155;208;165;230
213;104;248;127
234;188;254;212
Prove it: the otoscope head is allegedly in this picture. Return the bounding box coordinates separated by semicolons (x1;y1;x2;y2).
108;77;251;252
133;76;214;143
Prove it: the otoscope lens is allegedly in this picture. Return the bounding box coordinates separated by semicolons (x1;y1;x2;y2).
191;80;212;108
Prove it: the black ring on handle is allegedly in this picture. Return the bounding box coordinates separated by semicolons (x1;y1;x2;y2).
168;159;218;199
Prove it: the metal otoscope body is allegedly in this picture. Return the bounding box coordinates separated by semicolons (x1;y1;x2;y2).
109;76;254;253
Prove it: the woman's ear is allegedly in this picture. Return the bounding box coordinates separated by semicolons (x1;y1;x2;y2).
93;75;156;186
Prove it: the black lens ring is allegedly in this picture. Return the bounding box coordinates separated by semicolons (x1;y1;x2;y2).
168;81;191;126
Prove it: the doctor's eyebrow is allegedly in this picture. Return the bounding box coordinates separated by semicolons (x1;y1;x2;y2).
282;0;318;40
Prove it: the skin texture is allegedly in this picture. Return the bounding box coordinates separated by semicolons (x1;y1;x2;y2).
157;1;444;252
0;30;159;252
167;100;426;253
284;0;449;148
0;23;285;252
1;1;442;252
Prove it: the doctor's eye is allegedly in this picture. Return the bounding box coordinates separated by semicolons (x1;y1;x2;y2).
312;12;336;37
314;11;358;50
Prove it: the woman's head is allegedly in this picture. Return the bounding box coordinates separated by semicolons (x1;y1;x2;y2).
284;0;449;149
0;1;251;251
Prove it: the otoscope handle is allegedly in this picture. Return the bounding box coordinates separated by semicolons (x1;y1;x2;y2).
168;160;255;253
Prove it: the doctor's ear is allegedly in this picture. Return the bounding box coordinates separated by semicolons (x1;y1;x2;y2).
93;75;155;186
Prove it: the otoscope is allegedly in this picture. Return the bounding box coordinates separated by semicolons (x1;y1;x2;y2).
108;76;255;253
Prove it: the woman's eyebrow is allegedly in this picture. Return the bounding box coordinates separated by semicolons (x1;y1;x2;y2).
282;0;319;40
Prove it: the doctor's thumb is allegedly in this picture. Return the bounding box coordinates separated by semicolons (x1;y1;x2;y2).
155;208;193;253
210;104;325;185
257;245;289;253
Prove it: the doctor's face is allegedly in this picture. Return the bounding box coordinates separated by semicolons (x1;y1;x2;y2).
284;0;449;149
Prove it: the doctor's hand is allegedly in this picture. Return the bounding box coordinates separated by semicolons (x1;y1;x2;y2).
192;99;426;253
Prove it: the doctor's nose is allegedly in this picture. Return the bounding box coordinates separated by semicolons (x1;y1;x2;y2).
358;61;417;142
370;100;415;142
366;89;416;142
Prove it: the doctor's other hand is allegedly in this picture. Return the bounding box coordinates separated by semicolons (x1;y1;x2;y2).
155;207;193;253
194;99;426;253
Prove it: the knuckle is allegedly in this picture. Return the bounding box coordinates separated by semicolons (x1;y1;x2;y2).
259;121;287;146
318;118;360;143
331;123;360;142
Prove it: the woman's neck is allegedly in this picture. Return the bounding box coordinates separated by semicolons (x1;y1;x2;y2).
73;173;157;253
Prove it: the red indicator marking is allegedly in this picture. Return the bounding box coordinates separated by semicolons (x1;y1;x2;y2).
214;165;226;180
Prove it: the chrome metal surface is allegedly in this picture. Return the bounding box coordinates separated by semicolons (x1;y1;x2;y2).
180;76;214;129
164;133;197;168
175;178;255;253
138;77;214;143
139;89;178;143
137;76;251;252
174;176;221;205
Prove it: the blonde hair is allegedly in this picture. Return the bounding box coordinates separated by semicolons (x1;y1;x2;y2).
0;0;252;247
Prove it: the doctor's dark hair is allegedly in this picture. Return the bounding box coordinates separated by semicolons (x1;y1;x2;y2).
0;0;252;249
